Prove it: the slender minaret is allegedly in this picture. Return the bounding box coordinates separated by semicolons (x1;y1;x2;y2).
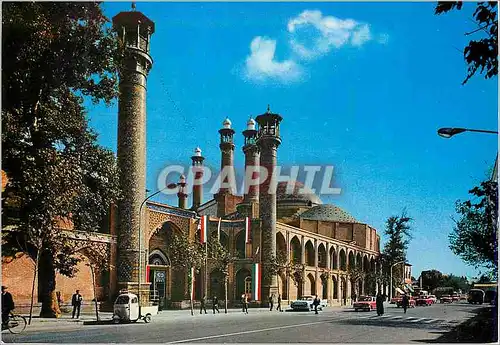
112;8;154;290
255;105;282;304
239;117;260;217
177;174;187;209
191;147;205;210
215;118;236;216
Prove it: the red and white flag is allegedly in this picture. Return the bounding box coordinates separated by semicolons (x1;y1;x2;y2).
245;217;251;243
190;267;195;300
217;218;222;242
199;215;207;244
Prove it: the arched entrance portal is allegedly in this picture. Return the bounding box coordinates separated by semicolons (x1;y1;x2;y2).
148;249;170;309
235;268;252;301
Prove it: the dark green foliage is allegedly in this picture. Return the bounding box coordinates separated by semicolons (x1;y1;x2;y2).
2;2;122;317
450;180;498;275
382;210;413;265
435;1;498;84
421;269;444;292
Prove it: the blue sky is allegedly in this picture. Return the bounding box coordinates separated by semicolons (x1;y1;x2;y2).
87;2;498;279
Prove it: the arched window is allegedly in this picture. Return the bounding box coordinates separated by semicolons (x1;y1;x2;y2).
244;276;252;295
149;249;170;266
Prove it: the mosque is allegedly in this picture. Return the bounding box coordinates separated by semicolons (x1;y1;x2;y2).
2;7;385;310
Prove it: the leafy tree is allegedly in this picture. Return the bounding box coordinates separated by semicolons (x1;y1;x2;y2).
347;265;365;299
208;236;237;314
2;2;122;317
440;274;470;292
167;232;205;316
435;1;498;84
290;263;305;295
382;210;413;265
421;269;444;292
264;250;293;299
381;211;412;296
450;180;498;276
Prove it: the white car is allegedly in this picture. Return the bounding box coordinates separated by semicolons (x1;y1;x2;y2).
428;295;437;304
290;296;327;311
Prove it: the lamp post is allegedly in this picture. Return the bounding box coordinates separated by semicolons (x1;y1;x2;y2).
437;127;498;138
138;182;178;305
389;261;406;301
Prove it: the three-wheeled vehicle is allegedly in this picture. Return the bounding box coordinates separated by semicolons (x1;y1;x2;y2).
112;292;158;324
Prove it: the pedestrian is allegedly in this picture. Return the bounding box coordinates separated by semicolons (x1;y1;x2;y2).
200;295;207;314
269;294;274;311
2;286;15;327
212;296;219;314
71;289;83;319
276;294;282;312
313;295;320;314
241;293;248;314
376;291;384;316
353;293;357;303
402;293;409;314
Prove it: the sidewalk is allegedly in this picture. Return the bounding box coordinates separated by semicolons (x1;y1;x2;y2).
8;304;354;333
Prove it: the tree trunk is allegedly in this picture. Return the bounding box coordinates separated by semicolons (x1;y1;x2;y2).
90;265;99;321
189;269;194;316
224;277;228;314
28;250;41;325
39;250;61;318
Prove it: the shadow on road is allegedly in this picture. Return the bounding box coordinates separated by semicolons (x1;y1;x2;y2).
411;306;498;343
332;317;454;331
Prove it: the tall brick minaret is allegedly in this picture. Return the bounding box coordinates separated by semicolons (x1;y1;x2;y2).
255;105;282;304
191;147;205;210
215;118;236;216
238;117;260;218
112;7;154;295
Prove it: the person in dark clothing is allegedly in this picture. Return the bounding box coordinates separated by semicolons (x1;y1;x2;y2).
376;292;384;316
276;294;282;312
241;293;248;314
71;290;82;319
402;294;409;314
212;296;219;314
313;295;320;314
269;294;274;311
200;295;207;314
353;293;357;303
2;286;14;326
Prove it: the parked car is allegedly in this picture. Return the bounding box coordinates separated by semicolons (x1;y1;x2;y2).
467;289;485;305
428;295;437;304
390;296;402;304
416;296;433;306
353;296;377;312
396;297;416;308
440;295;453;303
451;293;460;301
290;296;327;311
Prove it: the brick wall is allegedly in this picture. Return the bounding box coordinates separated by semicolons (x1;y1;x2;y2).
2;254;98;306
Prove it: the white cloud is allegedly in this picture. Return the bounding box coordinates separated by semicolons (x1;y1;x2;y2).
241;10;387;85
244;36;302;83
287;10;374;59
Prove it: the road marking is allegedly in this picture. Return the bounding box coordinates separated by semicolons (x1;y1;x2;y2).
389;316;402;320
168;319;340;343
405;317;417;320
423;319;439;324
410;318;426;323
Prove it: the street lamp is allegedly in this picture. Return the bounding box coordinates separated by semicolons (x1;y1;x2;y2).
138;182;178;305
437;127;498;138
389;261;406;301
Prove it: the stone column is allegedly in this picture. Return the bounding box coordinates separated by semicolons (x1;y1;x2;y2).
326;243;331;270
256;107;282;304
113;10;154;297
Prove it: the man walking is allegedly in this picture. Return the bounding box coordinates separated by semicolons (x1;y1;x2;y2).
402;294;409;314
313;295;320;314
2;286;14;327
268;294;274;311
71;289;82;319
200;295;207;314
241;293;248;314
212;296;219;314
376;291;384;316
276;294;282;312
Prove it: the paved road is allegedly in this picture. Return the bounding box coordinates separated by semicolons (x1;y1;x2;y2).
2;302;481;343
